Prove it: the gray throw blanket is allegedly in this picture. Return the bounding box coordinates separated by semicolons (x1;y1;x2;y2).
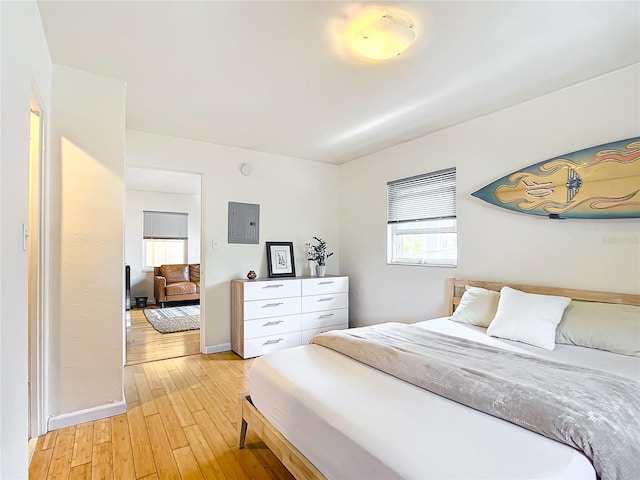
310;323;640;480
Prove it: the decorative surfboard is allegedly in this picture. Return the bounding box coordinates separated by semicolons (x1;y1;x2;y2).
472;137;640;219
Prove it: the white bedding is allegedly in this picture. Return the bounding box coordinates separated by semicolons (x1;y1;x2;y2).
249;318;640;479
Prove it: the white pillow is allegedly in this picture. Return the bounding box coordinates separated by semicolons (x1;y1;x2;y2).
451;286;500;327
487;286;571;350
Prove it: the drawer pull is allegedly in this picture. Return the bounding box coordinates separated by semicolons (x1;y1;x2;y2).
318;297;334;302
263;320;284;326
263;284;284;288
319;314;334;319
263;302;283;308
263;338;284;345
318;281;334;285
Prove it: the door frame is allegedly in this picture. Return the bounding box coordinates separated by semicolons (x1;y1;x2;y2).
29;91;48;438
123;166;204;365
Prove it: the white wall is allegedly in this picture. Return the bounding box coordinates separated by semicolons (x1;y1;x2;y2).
126;130;341;350
47;65;126;419
340;65;640;327
0;1;51;477
125;188;201;302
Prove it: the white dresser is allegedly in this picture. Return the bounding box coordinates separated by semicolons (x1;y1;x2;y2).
231;275;349;359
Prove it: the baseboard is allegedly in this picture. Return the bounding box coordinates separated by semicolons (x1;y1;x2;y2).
48;400;126;431
204;342;231;354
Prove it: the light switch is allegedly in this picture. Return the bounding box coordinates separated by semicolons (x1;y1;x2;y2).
212;240;220;250
23;224;29;251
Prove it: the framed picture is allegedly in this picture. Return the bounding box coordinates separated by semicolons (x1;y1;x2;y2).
266;242;296;278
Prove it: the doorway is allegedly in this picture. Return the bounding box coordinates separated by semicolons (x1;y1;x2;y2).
123;167;203;365
28;97;46;441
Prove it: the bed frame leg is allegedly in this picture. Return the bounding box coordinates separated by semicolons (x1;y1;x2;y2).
238;395;248;449
239;418;248;448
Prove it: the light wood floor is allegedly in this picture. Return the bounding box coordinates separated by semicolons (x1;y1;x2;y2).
126;307;200;365
29;351;295;479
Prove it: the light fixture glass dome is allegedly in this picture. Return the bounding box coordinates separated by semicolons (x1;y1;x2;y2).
351;12;416;60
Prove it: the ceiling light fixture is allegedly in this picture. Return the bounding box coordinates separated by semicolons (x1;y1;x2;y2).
351;11;416;60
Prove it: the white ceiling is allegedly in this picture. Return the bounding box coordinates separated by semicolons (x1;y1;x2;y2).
38;1;640;165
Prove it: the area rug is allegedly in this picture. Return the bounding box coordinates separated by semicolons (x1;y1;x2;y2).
143;305;200;334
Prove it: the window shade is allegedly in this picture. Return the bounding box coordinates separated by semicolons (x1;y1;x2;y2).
143;211;188;239
387;168;456;223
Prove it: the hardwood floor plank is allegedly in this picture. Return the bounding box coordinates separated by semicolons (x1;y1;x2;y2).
183;424;227;480
160;375;196;427
162;357;180;372
138;474;159;480
91;441;113;480
173;445;205;480
131;364;145;374
151;388;189;449
110;413;136;480
47;425;77;479
124;366;140;406
68;462;91;480
183;354;205;378
36;430;58;451
192;410;249;480
144;414;181;480
174;356;203;387
152;359;171;380
70;422;94;467
134;371;159;416
142;361;163;390
234;442;278;480
29;448;53;479
93;418;111;445
193;385;238;448
168;365;204;414
126;405;157;478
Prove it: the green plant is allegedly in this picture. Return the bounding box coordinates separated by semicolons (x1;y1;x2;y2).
306;236;333;266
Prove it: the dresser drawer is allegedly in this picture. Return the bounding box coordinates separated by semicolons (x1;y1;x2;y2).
244;314;301;340
301;323;348;345
302;277;349;296
301;308;348;330
243;279;301;301
244;331;301;358
244;296;301;320
301;292;348;313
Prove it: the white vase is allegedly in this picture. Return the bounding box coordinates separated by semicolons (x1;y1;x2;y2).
316;265;326;277
308;260;316;277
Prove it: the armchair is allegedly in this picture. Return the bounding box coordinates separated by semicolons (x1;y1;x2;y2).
153;264;200;307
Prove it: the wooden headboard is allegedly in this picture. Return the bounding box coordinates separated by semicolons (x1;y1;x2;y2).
449;278;640;315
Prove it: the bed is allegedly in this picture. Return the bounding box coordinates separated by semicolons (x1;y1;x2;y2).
238;279;640;480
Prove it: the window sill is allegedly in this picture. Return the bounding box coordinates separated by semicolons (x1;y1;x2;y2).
387;261;457;268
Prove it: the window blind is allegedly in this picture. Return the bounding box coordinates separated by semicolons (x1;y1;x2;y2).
387;168;456;223
143;211;188;239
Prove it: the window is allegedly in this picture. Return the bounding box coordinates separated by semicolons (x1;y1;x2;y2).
387;168;457;266
143;211;188;270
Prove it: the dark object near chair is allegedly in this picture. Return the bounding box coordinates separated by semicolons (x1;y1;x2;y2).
135;296;148;308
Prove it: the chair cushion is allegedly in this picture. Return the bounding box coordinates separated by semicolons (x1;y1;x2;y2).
194;282;200;293
161;264;189;284
190;264;200;283
165;282;197;296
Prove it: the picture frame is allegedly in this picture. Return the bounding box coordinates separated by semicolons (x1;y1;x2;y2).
266;241;296;278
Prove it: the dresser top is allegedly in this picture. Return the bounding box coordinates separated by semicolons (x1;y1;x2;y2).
233;274;346;284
